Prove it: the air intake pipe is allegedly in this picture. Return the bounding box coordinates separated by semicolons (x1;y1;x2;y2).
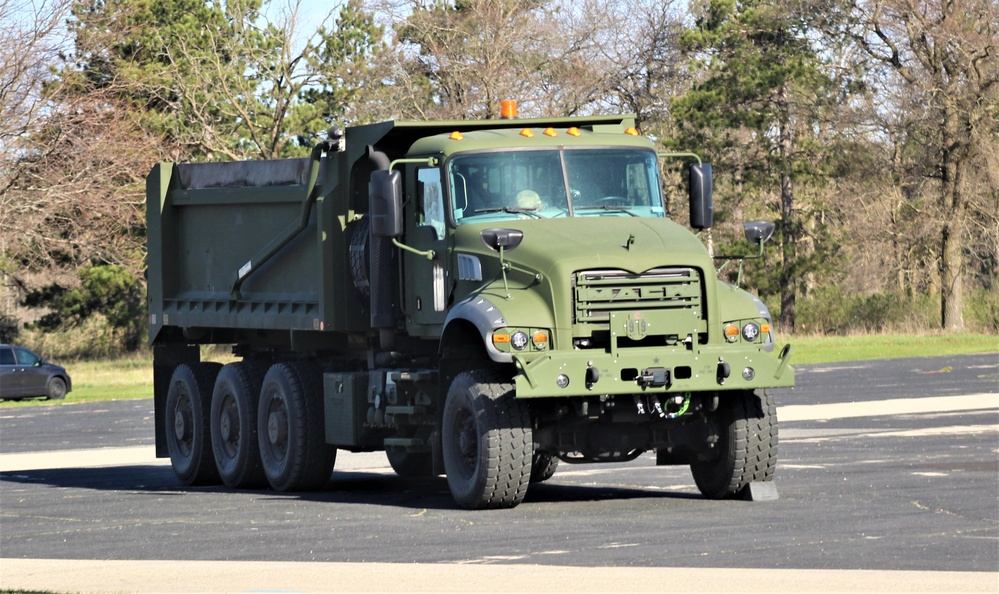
366;145;397;350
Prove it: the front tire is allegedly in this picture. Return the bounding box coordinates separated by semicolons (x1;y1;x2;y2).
691;390;778;499
46;377;67;400
530;451;559;483
442;369;533;509
386;450;434;477
165;362;223;485
211;362;267;488
257;362;336;492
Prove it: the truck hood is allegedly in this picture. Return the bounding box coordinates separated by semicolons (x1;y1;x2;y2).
454;217;712;277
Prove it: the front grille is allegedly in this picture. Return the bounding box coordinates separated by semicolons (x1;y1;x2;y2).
573;267;704;325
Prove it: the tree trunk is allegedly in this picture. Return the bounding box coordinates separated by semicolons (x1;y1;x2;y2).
777;84;796;332
939;154;966;330
780;169;796;332
939;104;966;331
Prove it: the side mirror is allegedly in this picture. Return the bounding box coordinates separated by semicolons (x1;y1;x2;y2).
480;228;524;252
688;163;713;230
369;169;403;238
744;220;775;245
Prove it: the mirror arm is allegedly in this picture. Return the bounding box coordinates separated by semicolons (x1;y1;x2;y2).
657;151;703;165
389;157;438;171
392;238;435;260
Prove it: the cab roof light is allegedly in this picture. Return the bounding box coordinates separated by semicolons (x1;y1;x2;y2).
624;127;640;136
567;127;582;137
520;128;534;138
543;127;557;137
501;99;518;119
449;131;464;141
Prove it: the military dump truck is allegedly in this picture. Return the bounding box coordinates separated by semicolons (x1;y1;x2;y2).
147;104;794;509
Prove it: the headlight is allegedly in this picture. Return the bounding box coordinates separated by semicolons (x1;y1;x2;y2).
492;328;551;352
742;322;760;342
511;331;529;350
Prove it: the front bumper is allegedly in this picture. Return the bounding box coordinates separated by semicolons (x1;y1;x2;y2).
513;343;794;398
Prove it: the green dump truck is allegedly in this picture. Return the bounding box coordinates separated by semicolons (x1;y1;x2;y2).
147;108;794;509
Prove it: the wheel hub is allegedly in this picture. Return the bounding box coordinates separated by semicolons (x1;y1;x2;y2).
220;409;234;442
267;409;288;446
173;408;190;441
456;411;477;469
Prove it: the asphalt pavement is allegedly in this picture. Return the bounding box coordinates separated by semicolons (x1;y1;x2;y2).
1;353;997;593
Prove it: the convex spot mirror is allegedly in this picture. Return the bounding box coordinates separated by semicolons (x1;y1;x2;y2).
369;170;403;238
744;220;775;245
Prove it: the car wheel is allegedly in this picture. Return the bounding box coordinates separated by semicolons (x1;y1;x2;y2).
46;377;67;400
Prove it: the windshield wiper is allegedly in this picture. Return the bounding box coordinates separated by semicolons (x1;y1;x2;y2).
474;207;543;219
573;205;639;217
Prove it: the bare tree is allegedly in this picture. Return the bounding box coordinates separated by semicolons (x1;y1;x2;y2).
1;93;159;279
597;0;691;137
0;0;71;196
0;0;72;316
372;0;613;120
837;0;999;330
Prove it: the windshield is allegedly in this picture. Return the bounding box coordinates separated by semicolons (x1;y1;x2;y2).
449;149;665;224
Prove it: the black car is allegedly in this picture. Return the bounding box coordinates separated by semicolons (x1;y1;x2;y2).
0;344;72;401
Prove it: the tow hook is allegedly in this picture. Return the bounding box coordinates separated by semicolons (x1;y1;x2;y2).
716;357;731;385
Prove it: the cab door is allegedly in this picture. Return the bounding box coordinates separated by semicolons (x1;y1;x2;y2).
0;346;24;398
403;165;449;334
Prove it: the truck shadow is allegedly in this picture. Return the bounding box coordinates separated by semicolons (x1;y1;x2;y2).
1;465;703;510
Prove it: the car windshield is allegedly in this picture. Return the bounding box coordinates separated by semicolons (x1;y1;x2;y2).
449;149;665;224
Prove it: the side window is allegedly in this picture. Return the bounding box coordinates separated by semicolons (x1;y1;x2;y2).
14;348;39;366
417;167;445;239
0;348;14;365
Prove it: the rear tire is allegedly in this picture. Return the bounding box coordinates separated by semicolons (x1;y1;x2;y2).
211;362;267;488
165;362;223;485
690;390;778;499
257;362;336;491
442;369;533;509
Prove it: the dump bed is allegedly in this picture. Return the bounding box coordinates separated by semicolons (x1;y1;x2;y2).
146;153;364;344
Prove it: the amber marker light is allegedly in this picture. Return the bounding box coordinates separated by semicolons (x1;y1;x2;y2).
543;127;557;137
724;324;740;343
532;331;549;350
761;323;771;334
520;128;534;138
492;333;511;344
567;127;582;136
449;131;464;141
625;127;640;136
501;99;518;119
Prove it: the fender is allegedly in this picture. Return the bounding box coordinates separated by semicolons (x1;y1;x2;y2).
443;295;510;363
